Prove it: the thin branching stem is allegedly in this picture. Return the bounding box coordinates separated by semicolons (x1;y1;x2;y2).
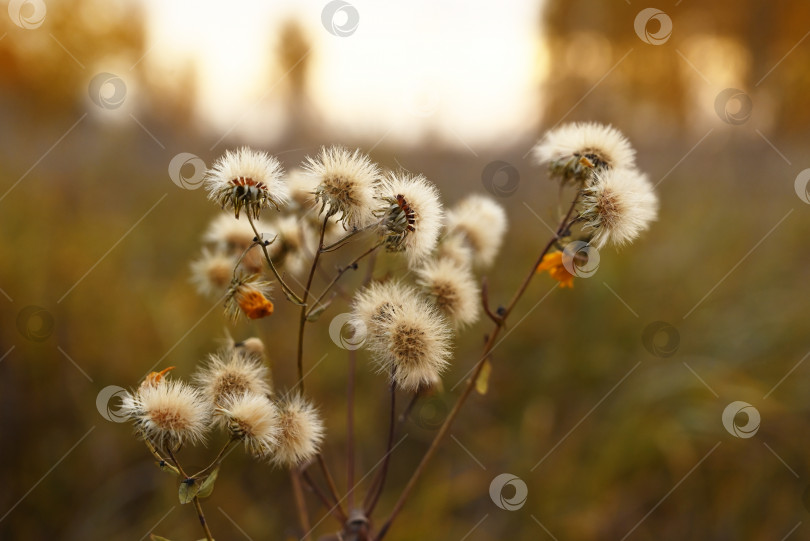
296;216;329;394
374;191;582;540
192;437;237;479
364;374;397;514
291;469;313;541
166;448;214;541
302;469;347;523
245;212;303;304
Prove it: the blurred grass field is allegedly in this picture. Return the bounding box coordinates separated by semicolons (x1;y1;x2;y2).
2;1;810;540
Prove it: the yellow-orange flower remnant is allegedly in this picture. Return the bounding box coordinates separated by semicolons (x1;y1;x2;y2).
536;251;575;289
139;366;176;392
239;288;275;319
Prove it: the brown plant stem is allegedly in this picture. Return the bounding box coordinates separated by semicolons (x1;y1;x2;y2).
302;469;347;522
363;376;397;514
374;192;582;540
317;454;346;519
291;469;313;540
346;348;358;510
245;212;303;304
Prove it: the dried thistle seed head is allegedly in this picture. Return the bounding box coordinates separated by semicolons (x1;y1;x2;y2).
121;377;211;450
216;392;279;458
350;280;414;340
205;147;289;220
532;122;636;183
190;248;236;298
444;195;507;268
580;168;658;249
415;258;481;329
234;337;265;358
285;167;318;210
377;172;444;267
203;214;270;274
224;276;274;322
436;234;475;269
272;394;325;468
194;349;272;408
304;146;380;229
265;215;311;276
361;291;453;392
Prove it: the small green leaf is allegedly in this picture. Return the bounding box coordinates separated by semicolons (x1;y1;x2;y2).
149;535;175;541
196;466;220;500
178;477;201;504
306;300;332;322
475;359;492;395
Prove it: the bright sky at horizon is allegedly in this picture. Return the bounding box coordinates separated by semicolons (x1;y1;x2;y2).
143;0;547;149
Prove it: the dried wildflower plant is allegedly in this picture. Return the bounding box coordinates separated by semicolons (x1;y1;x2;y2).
119;127;658;541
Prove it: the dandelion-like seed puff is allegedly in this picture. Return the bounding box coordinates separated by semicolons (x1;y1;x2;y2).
205;147;289;220
532;122;636;183
580;168;659;248
304;146;381;229
193;349;273;408
444;195;507;268
377;172;444;267
121;376;211;450
272;395;325;468
190;249;236;298
416;258;481;329
353;282;453;391
217;392;280;459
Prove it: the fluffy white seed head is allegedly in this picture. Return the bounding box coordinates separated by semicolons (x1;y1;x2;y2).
121;378;211;450
265;215;311;276
416;258;481;329
286;167;318;210
378;172;444;267
305;146;380;229
217;392;279;458
350;280;414;341
444;195;507;268
190;249;236;298
532;122;636;174
580;168;659;249
194;349;272;407
205;147;289;219
436;234;475;269
202;215;269;274
355;284;453;392
272;395;325;468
